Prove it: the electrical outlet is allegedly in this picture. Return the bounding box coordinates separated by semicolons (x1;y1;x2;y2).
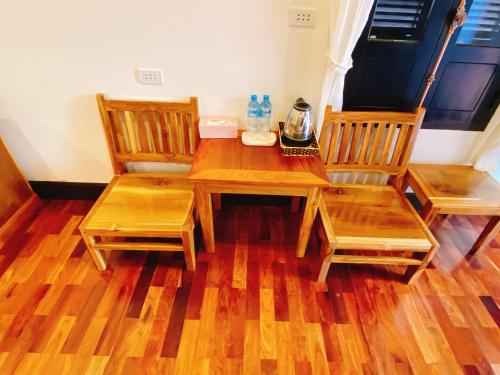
288;7;317;27
136;68;164;85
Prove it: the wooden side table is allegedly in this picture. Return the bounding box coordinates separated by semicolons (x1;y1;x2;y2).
404;164;500;255
188;137;331;256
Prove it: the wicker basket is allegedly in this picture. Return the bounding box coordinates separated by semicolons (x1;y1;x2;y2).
278;122;320;157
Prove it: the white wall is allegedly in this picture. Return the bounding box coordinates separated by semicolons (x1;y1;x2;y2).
0;0;328;182
0;0;482;183
411;129;481;164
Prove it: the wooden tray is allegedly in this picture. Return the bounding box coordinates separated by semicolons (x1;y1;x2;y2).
278;122;320;157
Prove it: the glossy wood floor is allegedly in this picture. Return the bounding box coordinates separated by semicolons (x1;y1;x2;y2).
0;199;499;374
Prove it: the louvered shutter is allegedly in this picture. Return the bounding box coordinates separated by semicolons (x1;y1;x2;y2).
457;0;500;47
368;0;434;42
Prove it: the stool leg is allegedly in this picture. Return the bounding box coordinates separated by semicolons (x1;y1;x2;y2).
80;231;107;271
182;229;196;271
470;216;500;256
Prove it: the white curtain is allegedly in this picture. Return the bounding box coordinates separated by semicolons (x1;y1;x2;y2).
316;0;374;136
470;105;500;174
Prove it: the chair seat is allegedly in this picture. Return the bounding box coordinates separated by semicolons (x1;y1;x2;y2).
323;184;433;251
83;174;194;233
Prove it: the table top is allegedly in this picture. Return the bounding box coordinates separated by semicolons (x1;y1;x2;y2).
408;164;500;209
188;137;330;187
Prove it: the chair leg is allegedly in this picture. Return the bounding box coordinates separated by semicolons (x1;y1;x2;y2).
315;213;335;282
317;240;334;282
400;172;410;192
388;174;405;190
420;201;440;226
182;229;196;272
404;243;439;284
80;231;107;271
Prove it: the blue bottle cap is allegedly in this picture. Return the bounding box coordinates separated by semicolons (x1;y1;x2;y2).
251;94;257;101
263;95;270;101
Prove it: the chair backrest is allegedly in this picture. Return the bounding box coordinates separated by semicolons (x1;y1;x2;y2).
319;107;425;177
96;93;199;174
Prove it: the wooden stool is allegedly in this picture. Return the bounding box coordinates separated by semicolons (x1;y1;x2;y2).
404;164;500;255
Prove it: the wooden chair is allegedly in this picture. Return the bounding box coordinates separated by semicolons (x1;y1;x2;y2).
316;107;439;284
79;94;199;271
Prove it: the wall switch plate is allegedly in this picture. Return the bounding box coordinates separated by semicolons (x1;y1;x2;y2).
136;68;164;85
288;7;317;27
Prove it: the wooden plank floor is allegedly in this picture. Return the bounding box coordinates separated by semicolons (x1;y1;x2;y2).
0;199;499;374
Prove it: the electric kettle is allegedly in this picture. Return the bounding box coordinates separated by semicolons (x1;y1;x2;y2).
283;98;313;145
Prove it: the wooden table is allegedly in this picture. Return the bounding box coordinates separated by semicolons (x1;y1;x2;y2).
188;137;330;256
404;164;500;255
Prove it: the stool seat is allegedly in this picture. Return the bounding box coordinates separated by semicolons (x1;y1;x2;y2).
405;164;500;256
408;164;500;213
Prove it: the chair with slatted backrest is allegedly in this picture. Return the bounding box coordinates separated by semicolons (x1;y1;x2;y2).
315;107;439;284
79;94;200;272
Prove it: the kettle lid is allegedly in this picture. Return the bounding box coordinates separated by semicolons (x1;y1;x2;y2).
293;97;312;112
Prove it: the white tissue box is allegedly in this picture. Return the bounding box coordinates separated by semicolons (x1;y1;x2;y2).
199;116;239;138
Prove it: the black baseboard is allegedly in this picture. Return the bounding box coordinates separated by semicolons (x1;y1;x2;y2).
27;181;295;204
29;181;107;200
29;181;423;212
222;194;292;206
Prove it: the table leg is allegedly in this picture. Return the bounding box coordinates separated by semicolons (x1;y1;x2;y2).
212;193;222;210
470;216;500;256
290;197;301;213
195;183;215;253
296;187;321;257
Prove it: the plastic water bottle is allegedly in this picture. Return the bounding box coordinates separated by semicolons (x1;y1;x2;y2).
260;95;272;133
247;94;260;132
